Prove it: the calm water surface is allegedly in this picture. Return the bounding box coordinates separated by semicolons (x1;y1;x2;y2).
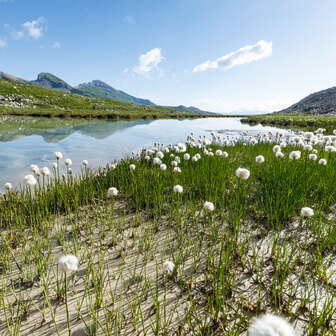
0;117;294;188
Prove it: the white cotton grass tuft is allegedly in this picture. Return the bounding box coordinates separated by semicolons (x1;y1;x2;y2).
30;164;39;174
82;160;88;166
160;163;167;171
173;167;181;173
319;158;327;165
163;261;175;275
222;151;229;158
255;155;265;164
64;158;72;166
4;182;12;191
272;145;281;153
301;207;314;218
248;313;296;336
55;151;63;160
203;201;215;212
107;187;118;198
289;151;301;160
129;164;136;170
153;157;162;165
52;162;58;169
58;255;79;273
235;168;250;180
183;153;190;160
41;167;50;176
173;185;183;193
308;154;317;161
24;174;37;186
275;151;284;158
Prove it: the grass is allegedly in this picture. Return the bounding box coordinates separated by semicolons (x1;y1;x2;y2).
242;113;336;132
0;78;217;120
1;131;336;335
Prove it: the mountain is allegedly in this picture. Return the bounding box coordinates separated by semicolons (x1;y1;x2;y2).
275;86;336;115
0;71;27;83
31;72;77;93
77;80;155;106
164;105;213;115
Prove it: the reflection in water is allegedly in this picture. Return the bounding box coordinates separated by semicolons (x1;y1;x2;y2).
0;117;294;188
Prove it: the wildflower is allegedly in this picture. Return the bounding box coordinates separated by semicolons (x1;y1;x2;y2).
301;207;314;217
30;164;39;174
222;151;229;158
52;163;58;169
110;163;117;169
203;201;215;212
58;255;79;272
275;151;284;158
289;151;301;160
171;160;178;167
235;168;250;180
67;168;73;175
319;158;327;165
129;164;136;170
272;145;281;153
145;155;150;161
82;160;88;166
248;313;296;336
107;187;118;197
41;167;50;176
195;153;201;160
325;145;336;152
280;142;287;148
156;151;164;159
4;182;12;191
308;154;317;161
55;151;63;160
163;261;175;275
64;158;72;166
175;156;181;164
192;156;198;162
215;149;223;156
153;157;162;165
304;144;313;151
173;167;181;173
160;163;167;171
24;174;37;186
173;185;183;193
255;155;265;164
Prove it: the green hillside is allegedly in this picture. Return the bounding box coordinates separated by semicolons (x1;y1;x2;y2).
0;78;212;119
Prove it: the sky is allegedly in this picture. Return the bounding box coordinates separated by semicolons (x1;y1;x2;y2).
0;0;336;114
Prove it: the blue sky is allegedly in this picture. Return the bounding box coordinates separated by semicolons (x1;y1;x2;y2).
0;0;336;113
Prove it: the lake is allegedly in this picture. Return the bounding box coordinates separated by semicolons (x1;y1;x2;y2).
0;116;295;189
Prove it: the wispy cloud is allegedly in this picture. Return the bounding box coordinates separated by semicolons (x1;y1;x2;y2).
52;41;61;49
0;38;6;48
6;17;46;41
123;15;134;24
193;40;272;73
133;48;164;75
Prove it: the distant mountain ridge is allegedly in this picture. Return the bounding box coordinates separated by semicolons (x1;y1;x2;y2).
275;86;336;115
23;72;211;114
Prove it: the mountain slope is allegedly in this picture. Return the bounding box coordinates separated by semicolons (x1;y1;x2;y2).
77;80;155;106
0;71;27;83
276;86;336;115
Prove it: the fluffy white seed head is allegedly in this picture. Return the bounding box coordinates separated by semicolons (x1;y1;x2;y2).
256;155;265;164
58;255;79;273
55;152;63;160
222;151;229;158
129;164;136;170
215;149;223;156
203;201;215;212
319;158;327;165
275;151;284;158
145;155;150;161
248;314;296;336
308;154;317;161
163;261;175;275
273;145;281;153
173;184;183;193
236;168;250;180
41;167;50;176
173;167;181;173
289;151;301;160
153;157;162;165
4;182;12;191
52;162;58;169
156;151;164;159
171;160;178;167
24;174;37;186
184;153;190;160
107;187;118;197
160;163;167;171
64;158;72;166
301;207;314;217
82;160;88;166
30;164;39;174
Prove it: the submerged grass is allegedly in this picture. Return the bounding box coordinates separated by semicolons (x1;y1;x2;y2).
1;131;336;335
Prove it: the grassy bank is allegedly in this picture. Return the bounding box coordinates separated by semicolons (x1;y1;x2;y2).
242;113;336;132
1;131;336;335
0;78;217;120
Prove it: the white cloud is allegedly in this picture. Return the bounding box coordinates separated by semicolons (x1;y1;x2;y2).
22;17;46;39
133;48;164;75
123;15;134;24
0;38;6;48
52;41;61;49
193;40;272;73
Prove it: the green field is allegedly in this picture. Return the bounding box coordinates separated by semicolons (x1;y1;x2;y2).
1;131;336;335
243;113;336;131
0;79;215;119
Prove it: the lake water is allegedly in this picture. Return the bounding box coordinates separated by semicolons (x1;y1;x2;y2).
0;116;294;189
